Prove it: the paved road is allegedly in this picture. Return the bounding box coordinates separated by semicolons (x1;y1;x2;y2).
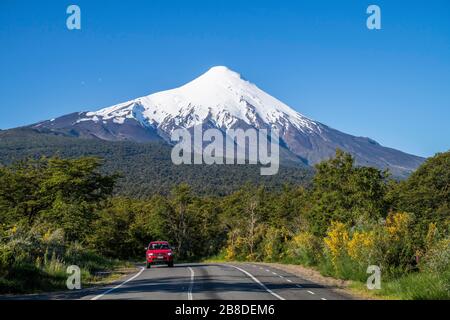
0;263;351;300
79;263;349;300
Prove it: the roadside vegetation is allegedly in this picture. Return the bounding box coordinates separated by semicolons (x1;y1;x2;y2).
0;157;128;293
0;150;449;298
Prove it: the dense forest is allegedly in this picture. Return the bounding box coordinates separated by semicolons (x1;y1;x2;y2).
0;128;312;197
0;145;448;298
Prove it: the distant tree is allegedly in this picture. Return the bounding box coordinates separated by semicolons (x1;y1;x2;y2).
269;185;310;234
0;157;117;241
396;151;450;237
220;185;270;260
192;197;226;258
0;158;49;224
40;157;116;204
308;150;389;236
88;198;137;259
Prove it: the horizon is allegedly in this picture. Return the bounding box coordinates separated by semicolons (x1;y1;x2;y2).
1;1;450;158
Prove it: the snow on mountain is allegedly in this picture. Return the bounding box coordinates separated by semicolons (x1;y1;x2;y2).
29;66;425;177
80;66;320;134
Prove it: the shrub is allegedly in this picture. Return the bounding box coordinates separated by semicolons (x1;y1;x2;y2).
323;221;349;267
261;227;287;262
346;229;378;278
377;212;416;276
421;238;450;274
322;221;381;281
286;232;321;266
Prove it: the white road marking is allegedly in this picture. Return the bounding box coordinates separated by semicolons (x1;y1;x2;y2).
265;269;270;272
188;267;194;300
307;290;315;295
91;267;145;300
278;275;284;279
272;272;278;275
321;298;327;300
227;265;285;300
286;279;293;283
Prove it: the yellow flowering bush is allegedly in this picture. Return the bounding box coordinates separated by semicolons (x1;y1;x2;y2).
224;224;268;261
10;226;17;235
291;232;317;252
286;231;321;265
224;229;241;260
43;230;52;242
263;227;286;262
386;212;413;240
374;212;416;275
425;223;438;249
322;221;381;280
347;230;376;263
323;221;349;267
225;246;235;260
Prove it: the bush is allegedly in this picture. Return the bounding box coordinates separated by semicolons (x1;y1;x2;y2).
421;238;450;274
261;227;287;262
321;216;417;281
0;225;121;293
1;263;67;294
286;232;321;266
377;212;416;276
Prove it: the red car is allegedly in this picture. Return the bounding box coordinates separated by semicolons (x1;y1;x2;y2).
146;241;174;268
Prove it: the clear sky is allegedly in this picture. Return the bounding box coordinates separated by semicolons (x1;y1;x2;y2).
0;0;449;157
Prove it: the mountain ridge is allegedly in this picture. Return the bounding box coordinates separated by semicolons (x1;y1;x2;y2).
22;66;424;177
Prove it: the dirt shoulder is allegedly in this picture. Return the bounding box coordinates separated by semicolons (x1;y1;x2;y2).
253;262;378;300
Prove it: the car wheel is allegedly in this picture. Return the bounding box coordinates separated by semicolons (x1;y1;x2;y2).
146;263;151;269
168;261;174;268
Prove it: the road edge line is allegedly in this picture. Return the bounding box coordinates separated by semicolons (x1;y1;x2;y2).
226;265;285;300
90;266;145;300
188;267;194;300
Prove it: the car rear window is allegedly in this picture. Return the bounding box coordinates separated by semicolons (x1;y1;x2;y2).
149;243;170;250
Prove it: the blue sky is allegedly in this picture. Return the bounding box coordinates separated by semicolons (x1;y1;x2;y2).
0;0;449;157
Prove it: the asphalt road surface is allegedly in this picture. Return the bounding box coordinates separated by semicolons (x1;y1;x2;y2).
1;263;351;300
81;263;350;300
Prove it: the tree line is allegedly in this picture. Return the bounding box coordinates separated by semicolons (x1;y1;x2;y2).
0;129;312;197
0;150;449;297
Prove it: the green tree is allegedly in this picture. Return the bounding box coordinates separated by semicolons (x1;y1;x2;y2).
0;158;49;225
396;151;450;239
0;157;116;228
308;150;389;235
88;198;138;259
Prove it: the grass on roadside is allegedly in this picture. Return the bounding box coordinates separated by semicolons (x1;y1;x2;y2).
202;252;228;263
351;270;450;300
0;253;133;294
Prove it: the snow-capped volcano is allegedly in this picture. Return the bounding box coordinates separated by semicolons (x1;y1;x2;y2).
30;66;424;177
79;66;319;134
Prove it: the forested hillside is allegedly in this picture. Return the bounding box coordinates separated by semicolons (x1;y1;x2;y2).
0;148;448;298
0;128;312;197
